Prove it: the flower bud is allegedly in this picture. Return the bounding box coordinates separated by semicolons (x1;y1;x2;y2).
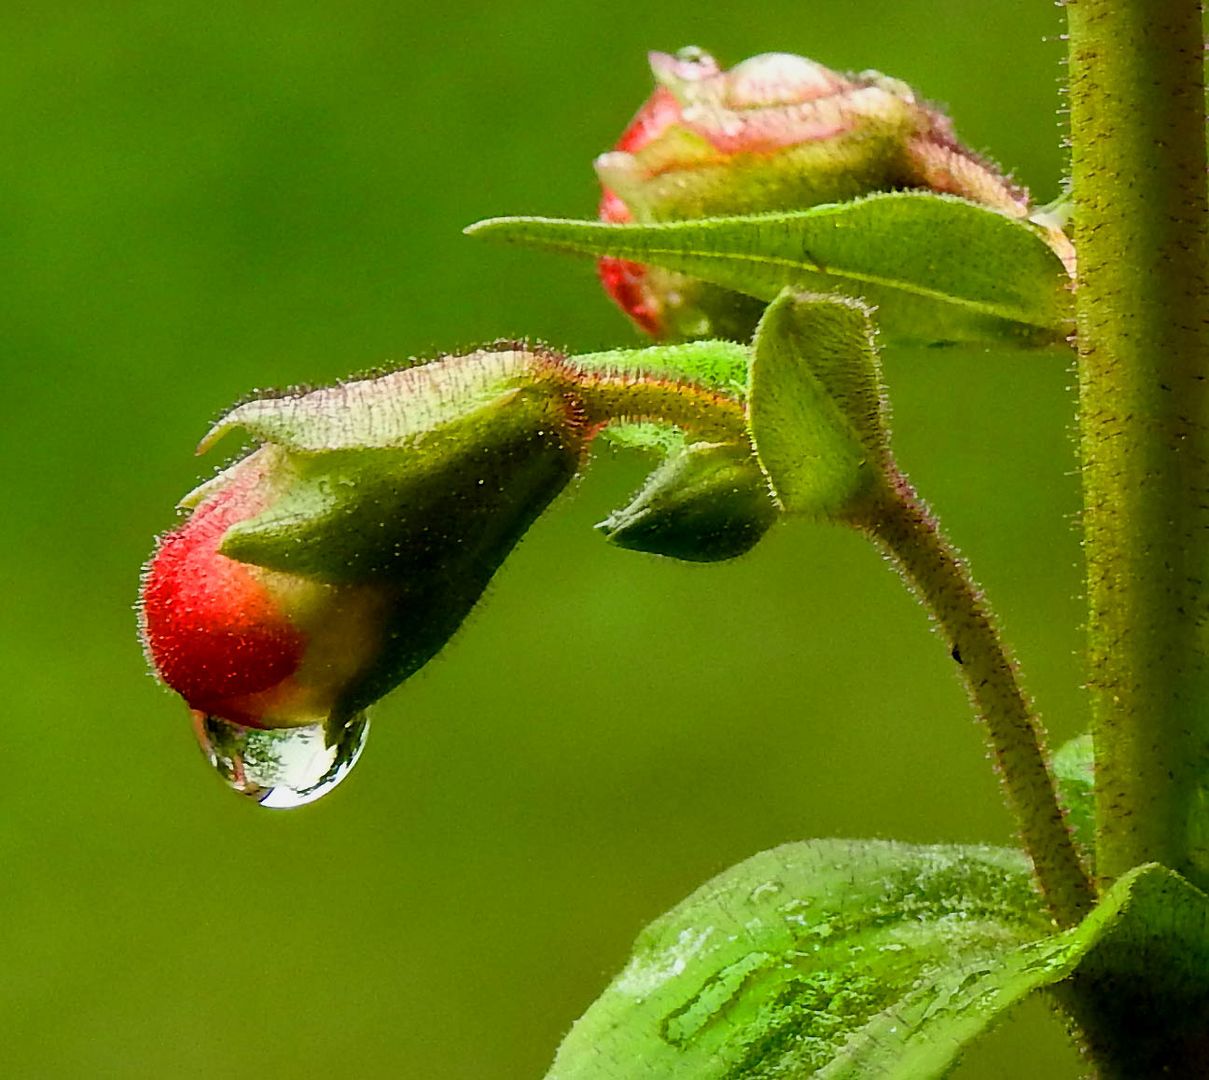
597;440;777;561
597;47;1032;340
139;347;587;734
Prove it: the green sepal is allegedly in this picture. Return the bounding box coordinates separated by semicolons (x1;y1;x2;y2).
597;440;778;562
195;349;586;713
467;191;1073;347
222;434;578;712
545;839;1050;1079
219;395;578;585
200;347;554;454
748;290;887;517
597;88;917;225
565;340;773;560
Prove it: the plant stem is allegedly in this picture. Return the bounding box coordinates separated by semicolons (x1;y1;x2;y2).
1066;0;1209;888
853;471;1095;926
561;364;747;441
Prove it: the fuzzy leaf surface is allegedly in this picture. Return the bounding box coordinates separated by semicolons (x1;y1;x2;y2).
572;340;750;398
545;839;1050;1079
467;192;1073;347
826;863;1209;1077
572;341;749;455
548;847;1209;1080
197;348;556;455
747;290;886;517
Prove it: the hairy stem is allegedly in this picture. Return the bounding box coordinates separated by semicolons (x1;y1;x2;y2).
853;472;1095;926
1066;0;1209;888
559;363;748;442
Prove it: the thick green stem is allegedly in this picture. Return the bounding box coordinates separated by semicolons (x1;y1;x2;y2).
1066;0;1209;888
854;472;1095;926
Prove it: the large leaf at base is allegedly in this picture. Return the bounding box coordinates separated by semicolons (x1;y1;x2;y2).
545;840;1050;1079
467;192;1073;347
548;847;1209;1080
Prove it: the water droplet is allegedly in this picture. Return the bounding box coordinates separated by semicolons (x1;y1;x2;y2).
192;710;369;808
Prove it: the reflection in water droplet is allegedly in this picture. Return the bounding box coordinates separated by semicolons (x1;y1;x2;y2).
193;711;369;808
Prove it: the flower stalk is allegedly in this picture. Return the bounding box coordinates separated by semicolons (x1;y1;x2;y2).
850;472;1096;926
565;364;746;440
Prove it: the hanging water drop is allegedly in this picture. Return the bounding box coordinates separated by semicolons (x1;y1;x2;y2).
192;711;369;808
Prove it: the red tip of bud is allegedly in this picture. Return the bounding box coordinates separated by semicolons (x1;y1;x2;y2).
614;85;683;154
140;460;305;725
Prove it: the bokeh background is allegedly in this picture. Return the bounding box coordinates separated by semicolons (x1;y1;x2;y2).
2;2;1088;1076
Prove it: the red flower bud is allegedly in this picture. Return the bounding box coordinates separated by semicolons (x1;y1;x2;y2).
597;48;1035;340
140;446;393;732
140;347;592;805
141;342;758;803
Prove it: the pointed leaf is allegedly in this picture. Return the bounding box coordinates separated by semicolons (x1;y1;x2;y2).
548;846;1209;1080
545;839;1050;1080
467;192;1073;347
748;290;886;516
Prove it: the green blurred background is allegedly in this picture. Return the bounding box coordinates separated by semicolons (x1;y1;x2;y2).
2;2;1088;1075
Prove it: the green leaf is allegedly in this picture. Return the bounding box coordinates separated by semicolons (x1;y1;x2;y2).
467;192;1073;347
1052;734;1095;867
547;845;1209;1080
747;290;886;517
827;863;1209;1077
545;839;1050;1080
